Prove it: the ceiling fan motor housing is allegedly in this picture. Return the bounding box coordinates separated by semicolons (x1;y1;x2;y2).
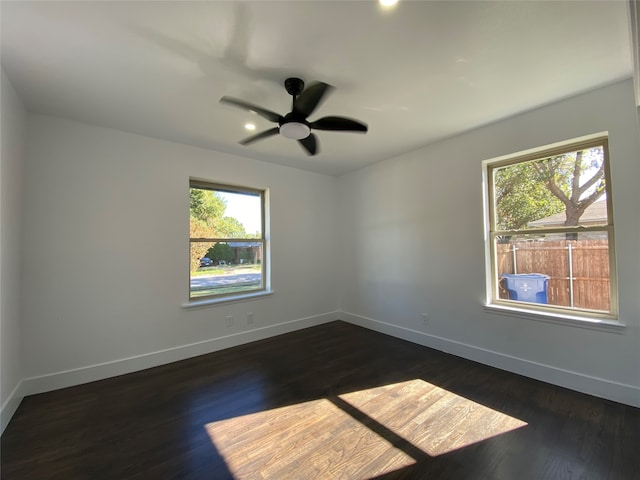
284;77;305;96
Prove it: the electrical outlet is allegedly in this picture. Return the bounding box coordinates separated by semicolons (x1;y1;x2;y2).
247;312;255;324
226;315;234;327
421;313;429;325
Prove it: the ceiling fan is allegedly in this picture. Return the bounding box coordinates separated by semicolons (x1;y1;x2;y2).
220;77;368;156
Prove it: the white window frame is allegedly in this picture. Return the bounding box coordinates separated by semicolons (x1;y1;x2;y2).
482;133;619;326
187;179;270;306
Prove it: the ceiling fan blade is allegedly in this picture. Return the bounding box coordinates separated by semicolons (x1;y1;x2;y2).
298;133;318;155
293;82;333;118
239;127;279;145
309;116;368;132
220;96;283;123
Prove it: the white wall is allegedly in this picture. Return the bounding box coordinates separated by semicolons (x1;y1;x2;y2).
1;69;27;431
4;79;639;437
19;115;339;393
337;79;640;406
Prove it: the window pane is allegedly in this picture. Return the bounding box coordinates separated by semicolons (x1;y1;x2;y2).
190;187;262;239
190;242;263;298
493;145;607;231
495;232;610;312
217;190;262;237
189;181;266;301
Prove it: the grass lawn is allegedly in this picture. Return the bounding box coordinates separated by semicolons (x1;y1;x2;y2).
190;284;262;297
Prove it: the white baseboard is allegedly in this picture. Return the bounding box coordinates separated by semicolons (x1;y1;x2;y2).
19;311;339;399
1;380;24;435
340;311;640;408
5;308;636;437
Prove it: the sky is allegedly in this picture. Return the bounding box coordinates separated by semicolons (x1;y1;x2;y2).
219;191;262;235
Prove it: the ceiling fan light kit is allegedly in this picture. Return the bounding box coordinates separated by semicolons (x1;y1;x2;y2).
220;77;368;156
279;122;310;140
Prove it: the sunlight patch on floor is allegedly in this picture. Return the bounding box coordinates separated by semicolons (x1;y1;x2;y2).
205;379;527;478
339;379;528;457
205;398;415;479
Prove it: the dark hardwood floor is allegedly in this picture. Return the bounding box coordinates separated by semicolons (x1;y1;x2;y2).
2;321;638;479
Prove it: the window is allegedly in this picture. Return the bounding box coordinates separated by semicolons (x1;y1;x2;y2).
484;134;617;321
189;180;267;301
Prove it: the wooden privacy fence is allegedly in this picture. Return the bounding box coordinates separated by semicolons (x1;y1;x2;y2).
497;239;610;311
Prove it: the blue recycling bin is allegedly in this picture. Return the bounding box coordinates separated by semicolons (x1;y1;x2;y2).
500;273;549;304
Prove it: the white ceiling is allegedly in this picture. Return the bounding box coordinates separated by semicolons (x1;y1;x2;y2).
1;1;634;176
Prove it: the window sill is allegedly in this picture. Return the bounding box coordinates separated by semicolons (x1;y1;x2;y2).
182;290;274;309
484;303;626;334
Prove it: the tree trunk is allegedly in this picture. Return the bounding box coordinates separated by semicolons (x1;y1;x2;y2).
564;207;583;226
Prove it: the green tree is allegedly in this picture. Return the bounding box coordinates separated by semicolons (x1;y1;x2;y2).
206;243;234;264
495;146;605;230
218;216;246;238
533;147;605;226
189;222;214;273
495;163;564;230
189;188;247;271
190;189;246;236
190;189;226;226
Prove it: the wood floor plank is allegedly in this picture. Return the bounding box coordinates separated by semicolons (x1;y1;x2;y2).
1;321;638;479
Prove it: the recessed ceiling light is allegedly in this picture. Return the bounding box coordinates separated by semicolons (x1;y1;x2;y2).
245;123;256;131
379;0;398;8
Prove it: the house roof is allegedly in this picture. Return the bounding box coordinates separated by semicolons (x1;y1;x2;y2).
228;242;261;248
528;199;608;227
